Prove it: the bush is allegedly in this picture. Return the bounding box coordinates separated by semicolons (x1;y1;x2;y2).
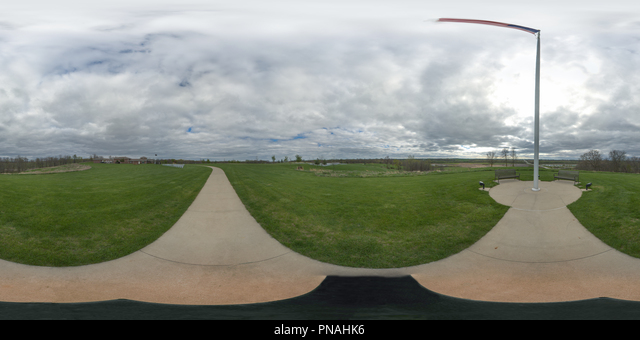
401;155;432;172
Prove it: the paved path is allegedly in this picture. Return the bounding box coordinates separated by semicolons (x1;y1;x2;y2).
412;180;640;302
2;167;640;304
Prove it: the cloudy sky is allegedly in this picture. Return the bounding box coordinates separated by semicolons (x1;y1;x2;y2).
1;0;639;161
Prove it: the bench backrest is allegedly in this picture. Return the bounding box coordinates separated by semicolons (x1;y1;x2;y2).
558;170;578;176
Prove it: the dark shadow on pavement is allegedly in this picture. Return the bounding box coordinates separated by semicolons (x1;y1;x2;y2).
2;276;640;320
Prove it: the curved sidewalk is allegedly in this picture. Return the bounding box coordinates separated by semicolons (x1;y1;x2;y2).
0;167;405;305
2;168;640;304
412;180;640;302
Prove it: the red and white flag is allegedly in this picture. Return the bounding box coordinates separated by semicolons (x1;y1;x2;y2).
437;18;539;35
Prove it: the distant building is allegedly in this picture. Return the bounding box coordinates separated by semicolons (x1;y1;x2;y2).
92;156;152;164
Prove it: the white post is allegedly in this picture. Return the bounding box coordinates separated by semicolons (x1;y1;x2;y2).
435;19;541;188
532;32;541;191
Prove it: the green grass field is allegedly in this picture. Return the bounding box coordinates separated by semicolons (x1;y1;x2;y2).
567;171;640;258
214;163;510;268
1;161;638;269
214;163;640;267
0;163;211;266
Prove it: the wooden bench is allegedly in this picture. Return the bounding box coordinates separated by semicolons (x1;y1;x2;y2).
554;170;579;184
495;169;520;183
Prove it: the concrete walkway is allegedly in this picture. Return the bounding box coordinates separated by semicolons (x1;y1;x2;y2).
412;179;640;302
2;168;640;304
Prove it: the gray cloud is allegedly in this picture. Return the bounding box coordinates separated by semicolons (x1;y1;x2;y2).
1;1;639;161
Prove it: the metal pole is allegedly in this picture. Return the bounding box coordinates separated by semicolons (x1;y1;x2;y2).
436;19;541;190
532;32;541;191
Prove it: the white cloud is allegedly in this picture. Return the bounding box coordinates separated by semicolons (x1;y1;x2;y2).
1;0;639;160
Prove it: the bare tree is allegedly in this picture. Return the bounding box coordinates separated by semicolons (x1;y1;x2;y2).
510;147;517;166
0;154;80;173
578;149;603;171
486;151;496;167
402;155;431;172
609;150;627;172
629;156;640;173
501;148;509;167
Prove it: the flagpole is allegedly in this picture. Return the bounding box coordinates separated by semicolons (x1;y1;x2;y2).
533;31;541;191
436;18;541;191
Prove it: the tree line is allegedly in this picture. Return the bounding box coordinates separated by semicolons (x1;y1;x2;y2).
576;149;640;173
486;147;518;167
0;155;84;173
383;155;433;172
218;155;435;172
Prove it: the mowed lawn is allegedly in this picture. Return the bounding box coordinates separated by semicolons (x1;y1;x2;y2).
0;163;211;266
3;160;637;269
568;171;640;258
214;163;510;268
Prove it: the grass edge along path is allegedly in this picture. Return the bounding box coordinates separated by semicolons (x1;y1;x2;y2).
568;171;640;259
4;161;636;269
0;163;212;267
214;163;511;269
